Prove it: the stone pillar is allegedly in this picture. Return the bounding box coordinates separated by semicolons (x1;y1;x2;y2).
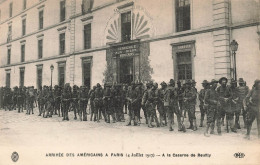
213;0;231;80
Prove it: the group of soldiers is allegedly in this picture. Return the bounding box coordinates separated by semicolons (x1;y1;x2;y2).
0;77;259;140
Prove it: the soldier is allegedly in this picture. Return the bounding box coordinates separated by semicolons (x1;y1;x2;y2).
156;81;167;126
135;82;143;124
78;86;89;121
183;80;198;131
12;86;18;110
17;86;24;113
53;85;62;116
204;79;219;137
236;78;249;129
177;81;184;118
114;84;124;122
141;82;152;125
230;79;239;130
44;86;54;118
164;79;185;132
71;85;79;120
22;87;27;111
217;77;236;134
199;80;209;127
27;86;35;115
94;83;104;122
61;84;71;121
37;86;44;116
244;79;260;140
126;82;138;126
89;86;96;121
122;84;128;114
103;83;115;123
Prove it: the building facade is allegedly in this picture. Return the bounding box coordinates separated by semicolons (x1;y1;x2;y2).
0;0;259;90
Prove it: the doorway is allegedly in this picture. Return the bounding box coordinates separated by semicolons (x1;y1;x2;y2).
120;58;133;84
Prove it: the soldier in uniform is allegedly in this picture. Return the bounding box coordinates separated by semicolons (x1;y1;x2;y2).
94;83;104;122
141;82;152;125
199;80;209;127
122;84;128;114
17;86;24;113
244;79;260;140
230;79;239;130
135;82;143;124
177;81;184;118
89;86;96;121
236;78;249;129
183;80;198;131
61;84;71;121
54;85;62;116
37;86;44;116
27;86;35;115
126;82;138;126
217;77;236;134
204;79;219;136
114;84;124;122
164;79;184;132
156;82;167;126
78;86;89;121
71;85;79;120
22;87;27;111
103;83;115;123
12;86;18;110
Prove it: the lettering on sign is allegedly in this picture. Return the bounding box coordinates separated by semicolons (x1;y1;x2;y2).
113;43;140;58
177;44;192;50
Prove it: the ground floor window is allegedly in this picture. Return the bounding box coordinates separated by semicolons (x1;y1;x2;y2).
6;72;10;87
20;68;25;87
82;57;92;89
37;65;42;89
177;51;192;80
58;62;66;87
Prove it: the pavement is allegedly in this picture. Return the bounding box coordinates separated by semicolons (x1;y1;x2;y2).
0;107;260;165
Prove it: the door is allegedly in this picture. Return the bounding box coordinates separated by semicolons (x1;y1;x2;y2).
120;58;133;84
82;61;91;89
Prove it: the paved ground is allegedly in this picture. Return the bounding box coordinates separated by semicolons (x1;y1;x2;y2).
0;107;260;165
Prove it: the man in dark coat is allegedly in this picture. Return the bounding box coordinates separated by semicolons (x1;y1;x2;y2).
199;80;210;127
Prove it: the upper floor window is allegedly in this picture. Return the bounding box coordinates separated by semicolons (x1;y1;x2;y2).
9;2;13;18
7;25;12;42
38;39;43;59
39;10;44;30
21;44;25;62
121;11;131;42
23;0;27;10
22;19;26;36
7;48;11;65
59;33;65;54
84;24;91;49
176;0;190;32
60;0;66;22
82;0;94;14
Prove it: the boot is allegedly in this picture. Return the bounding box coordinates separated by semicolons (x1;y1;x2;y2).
79;114;82;121
204;123;210;137
134;116;138;126
107;115;110;123
210;123;215;134
199;119;203;127
148;117;153;128
193;119;198;131
112;114;116;123
187;121;193;129
159;115;164;127
230;119;237;133
126;120;131;126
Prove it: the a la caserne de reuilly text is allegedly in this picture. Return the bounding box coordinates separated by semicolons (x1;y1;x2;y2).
45;152;211;158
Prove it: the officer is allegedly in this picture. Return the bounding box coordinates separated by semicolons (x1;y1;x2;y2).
199;80;209;127
244;79;260;140
71;85;79;120
94;83;104;122
103;83;115;123
126;82;138;126
61;84;71;121
17;86;24;113
230;79;239;130
204;79;219;137
79;86;89;121
155;82;167;126
183;80;197;131
217;77;236;134
164;79;184;132
89;86;96;121
237;78;249;128
141;82;152;125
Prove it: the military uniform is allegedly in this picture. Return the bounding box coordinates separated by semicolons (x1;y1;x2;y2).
61;84;71;121
122;85;128;114
244;80;260;139
89;86;96;121
94;83;104;122
204;79;219;136
237;78;249;128
164;79;184;131
79;86;89;121
12;86;18;110
177;81;184;117
37;87;44;116
141;83;151;125
156;82;167;126
146;83;159;128
71;85;79;120
115;84;124;122
183;80;197;131
230;79;239;130
126;83;138;126
26;87;35;115
103;84;115;123
199;80;209;127
17;87;24;113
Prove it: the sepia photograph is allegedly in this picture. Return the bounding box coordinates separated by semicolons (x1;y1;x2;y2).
0;0;259;164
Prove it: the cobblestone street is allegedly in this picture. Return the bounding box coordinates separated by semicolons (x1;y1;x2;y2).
0;107;260;165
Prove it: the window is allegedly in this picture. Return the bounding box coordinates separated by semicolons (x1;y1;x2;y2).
59;33;65;54
177;51;192;80
38;39;43;59
60;0;66;22
7;25;12;42
58;63;66;87
6;72;11;87
82;0;94;14
20;68;25;87
39;10;44;29
84;24;91;49
37;66;42;89
7;48;11;65
22;19;26;36
21;44;25;62
9;3;13;18
82;57;92;89
23;0;27;10
176;0;190;32
121;11;131;42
